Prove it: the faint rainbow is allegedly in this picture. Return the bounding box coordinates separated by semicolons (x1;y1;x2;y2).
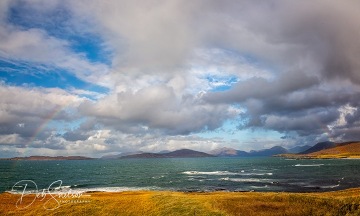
10;105;66;170
26;105;65;147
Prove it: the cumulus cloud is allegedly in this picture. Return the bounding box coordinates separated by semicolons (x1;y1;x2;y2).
80;84;239;135
205;72;320;103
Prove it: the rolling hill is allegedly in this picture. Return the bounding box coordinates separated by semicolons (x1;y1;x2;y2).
248;146;288;156
308;141;360;158
209;147;249;157
288;145;312;153
120;149;215;159
299;141;336;154
277;141;360;159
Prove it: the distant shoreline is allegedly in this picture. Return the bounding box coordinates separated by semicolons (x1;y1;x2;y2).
275;154;360;160
0;156;94;161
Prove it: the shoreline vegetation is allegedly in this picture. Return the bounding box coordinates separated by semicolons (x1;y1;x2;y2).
1;188;360;215
275;154;360;159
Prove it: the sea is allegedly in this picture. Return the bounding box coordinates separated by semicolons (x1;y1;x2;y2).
1;157;360;193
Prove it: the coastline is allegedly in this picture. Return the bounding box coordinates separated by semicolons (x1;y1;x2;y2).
275;154;360;160
1;188;360;215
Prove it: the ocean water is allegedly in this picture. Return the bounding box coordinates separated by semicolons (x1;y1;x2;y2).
1;157;360;193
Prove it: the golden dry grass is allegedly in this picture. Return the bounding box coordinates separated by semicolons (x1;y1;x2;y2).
277;142;360;159
309;142;360;158
1;188;360;216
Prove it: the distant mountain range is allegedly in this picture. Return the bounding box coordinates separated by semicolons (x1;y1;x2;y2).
208;142;360;158
101;150;173;159
209;147;248;157
209;146;289;157
249;146;289;156
287;145;312;154
103;143;324;159
4;141;358;160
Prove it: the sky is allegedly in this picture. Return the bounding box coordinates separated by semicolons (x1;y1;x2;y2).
1;0;360;157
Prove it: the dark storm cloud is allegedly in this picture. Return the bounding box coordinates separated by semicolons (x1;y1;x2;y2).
62;131;89;142
212;80;360;139
282;1;360;84
204;72;319;104
345;109;360;126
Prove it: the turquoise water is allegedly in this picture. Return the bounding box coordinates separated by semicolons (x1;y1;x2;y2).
1;157;360;193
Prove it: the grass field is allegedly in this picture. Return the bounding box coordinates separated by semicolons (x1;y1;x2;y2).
1;188;360;215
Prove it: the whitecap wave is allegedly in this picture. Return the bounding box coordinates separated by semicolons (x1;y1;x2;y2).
151;175;165;179
241;172;273;176
294;164;324;167
74;186;160;193
182;171;237;175
303;184;340;189
321;184;340;189
250;185;269;189
220;177;270;183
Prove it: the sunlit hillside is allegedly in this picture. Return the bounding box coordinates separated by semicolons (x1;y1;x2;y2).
309;142;360;158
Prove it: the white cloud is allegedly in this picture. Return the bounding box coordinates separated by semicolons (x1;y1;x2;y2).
2;0;360;157
80;84;238;135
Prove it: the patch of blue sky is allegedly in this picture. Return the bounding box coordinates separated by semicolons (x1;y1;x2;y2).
240;53;263;66
213;48;278;80
70;35;113;65
7;3;112;65
198;120;284;147
0;59;109;96
205;74;238;92
222;48;277;72
48;117;87;136
242;53;279;79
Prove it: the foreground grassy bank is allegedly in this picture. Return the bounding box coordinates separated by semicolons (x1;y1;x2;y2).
1;188;360;216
